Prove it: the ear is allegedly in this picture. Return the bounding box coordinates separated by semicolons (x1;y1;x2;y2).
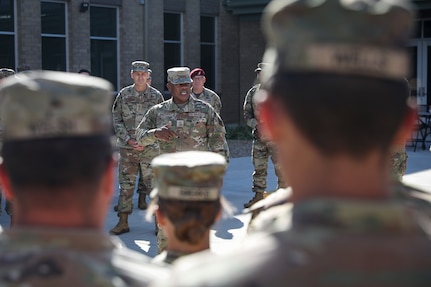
258;94;284;141
0;163;14;201
215;208;222;222
392;105;417;146
100;157;115;200
155;208;167;227
166;82;172;92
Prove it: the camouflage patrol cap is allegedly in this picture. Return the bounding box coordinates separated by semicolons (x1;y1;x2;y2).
261;0;415;81
131;61;150;72
0;71;113;141
151;151;227;201
0;68;15;79
167;67;193;85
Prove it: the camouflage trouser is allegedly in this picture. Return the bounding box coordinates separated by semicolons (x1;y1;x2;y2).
117;148;154;214
390;149;408;181
252;136;285;193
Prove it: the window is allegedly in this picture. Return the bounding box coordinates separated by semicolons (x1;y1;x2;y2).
90;6;118;90
41;1;67;71
200;16;216;90
0;0;15;68
164;12;182;89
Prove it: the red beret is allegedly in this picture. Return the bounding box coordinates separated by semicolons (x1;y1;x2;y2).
190;68;205;78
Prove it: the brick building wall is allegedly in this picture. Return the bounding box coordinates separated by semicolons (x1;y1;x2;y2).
6;0;266;124
184;0;201;74
119;1;145;87
145;0;164;93
218;10;266;124
239;19;266;123
69;2;91;74
16;0;41;70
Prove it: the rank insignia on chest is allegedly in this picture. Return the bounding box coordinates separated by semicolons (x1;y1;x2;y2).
177;120;184;128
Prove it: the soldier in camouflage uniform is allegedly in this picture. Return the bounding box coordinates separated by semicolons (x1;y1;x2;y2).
136;67;229;252
110;61;164;235
0;68;15;218
135;67;229;161
389;78;410;181
390;145;408;180
0;71;168;286
148;151;226;266
151;1;431;286
190;68;222;115
243;63;285;208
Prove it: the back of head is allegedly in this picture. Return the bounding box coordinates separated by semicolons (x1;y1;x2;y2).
150;151;226;244
0;71;114;189
260;0;415;156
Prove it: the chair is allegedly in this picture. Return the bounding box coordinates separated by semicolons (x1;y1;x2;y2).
408;105;431;151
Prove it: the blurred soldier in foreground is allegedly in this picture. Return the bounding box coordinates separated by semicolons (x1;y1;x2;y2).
243;63;285;208
148;151;227;265
0;68;15;218
0;71;167;286
110;61;164;235
150;0;431;286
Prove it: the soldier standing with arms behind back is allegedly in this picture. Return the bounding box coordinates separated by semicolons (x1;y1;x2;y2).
0;71;167;286
151;0;431;286
243;63;285;208
110;61;164;235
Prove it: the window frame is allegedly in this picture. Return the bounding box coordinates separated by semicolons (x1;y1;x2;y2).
0;0;16;69
41;0;68;71
90;4;120;91
163;12;184;91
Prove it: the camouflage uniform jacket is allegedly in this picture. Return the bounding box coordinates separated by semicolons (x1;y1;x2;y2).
153;184;431;286
0;227;168;286
135;96;229;162
243;84;260;131
112;84;164;149
191;87;222;115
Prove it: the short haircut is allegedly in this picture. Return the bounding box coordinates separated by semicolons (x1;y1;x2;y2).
264;72;409;157
158;198;220;245
2;136;113;190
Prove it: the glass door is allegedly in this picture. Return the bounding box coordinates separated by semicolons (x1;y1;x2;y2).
408;40;431;109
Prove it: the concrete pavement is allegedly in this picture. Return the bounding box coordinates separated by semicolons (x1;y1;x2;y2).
0;146;430;258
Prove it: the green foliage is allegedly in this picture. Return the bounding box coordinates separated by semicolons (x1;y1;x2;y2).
225;124;252;140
